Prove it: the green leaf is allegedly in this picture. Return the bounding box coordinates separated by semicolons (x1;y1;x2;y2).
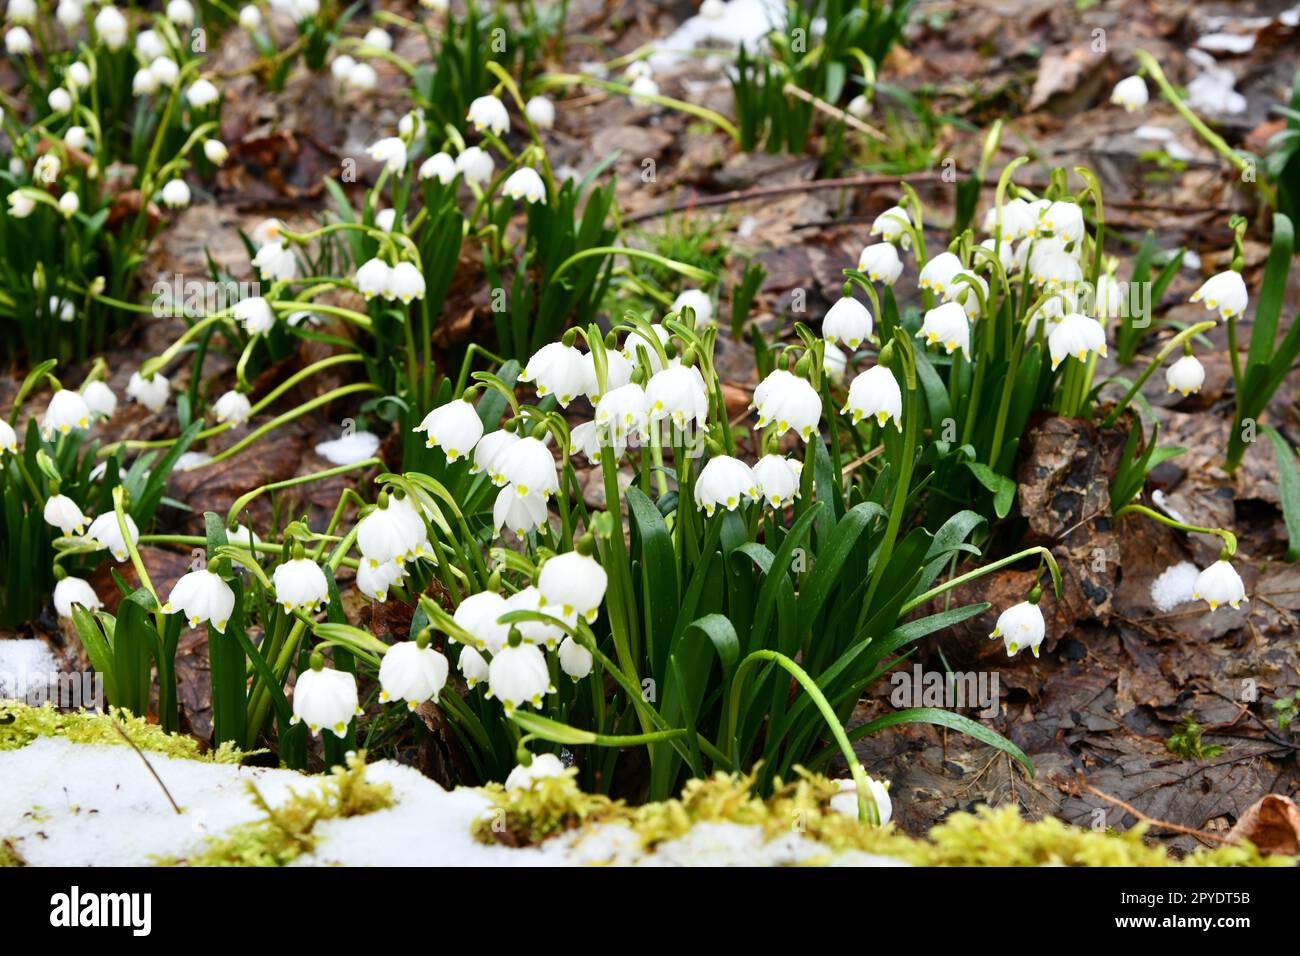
965;461;1016;518
826;707;1033;774
1262;425;1300;562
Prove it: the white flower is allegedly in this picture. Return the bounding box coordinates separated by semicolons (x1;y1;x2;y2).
506;752;566;789
1193;560;1247;611
646;365;709;429
1037;201;1085;245
414;399;483;462
204;139;229;165
315;430;380;465
82;381;117;419
8;0;35;23
133;68;159;97
752;368;822;441
1165;354;1205;396
379;641;449;709
822;296;873;348
455;146;494;184
209;390;251;426
161;178;191;209
376;213;395;241
239;5;262;29
471;429;519;486
54;577;101;618
458;645;489;686
330;54;356;81
7;191;35;218
830;776;892;825
584;348;633;401
629;75;659;99
453;591;510;653
167;0;195;25
568;420;606;464
823;341;847;384
694;455;759;515
94;6;127;49
272;557;329;612
505;585;572;648
624;61;652;80
503;167;546;204
752;454;801;508
1190;270;1248;321
870;205;911;247
56;0;82;27
1025;288;1076;339
982;197;1036;243
622;324;674;373
557;637;592;680
34;154;60;184
500;436;558;498
44;389;91;435
952;272;989;320
844;365;903;430
44;494;89;535
858;243;903;284
1029;239;1083;289
917;301;970;357
671;289;714;327
163;569;235;632
389;261;425;303
357;559;403;602
5;26;33;55
347;61;377;92
1111;75;1149;112
367;136;407;173
918;251;967;298
289;0;318;21
58;192;80;216
234;296;275;334
135;28;166;60
419;152;456;184
990;600;1046;657
595;383;650;446
467;94;509;135
539;550;607;623
150;56;179;87
521;342;589;406
186;78;220;108
398;111;426;140
1048;313;1107;369
0;418;15;454
487;641;553;712
250;218;282;247
355;258;392;300
362;26;392;50
847;94;871;119
357;497;419;568
64;126;88;150
66;62;91;90
525;95;555;129
48;87;73;113
86;512;139;561
291;666;360;737
252;241;296;281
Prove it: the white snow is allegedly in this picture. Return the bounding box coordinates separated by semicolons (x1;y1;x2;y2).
0;737;908;866
1184;49;1247;116
1151;561;1200;612
0;640;60;702
645;0;785;71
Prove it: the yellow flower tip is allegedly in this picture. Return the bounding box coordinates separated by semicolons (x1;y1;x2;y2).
162;602;172;612
990;627;1001;638
517;484;529;496
379;690;391;702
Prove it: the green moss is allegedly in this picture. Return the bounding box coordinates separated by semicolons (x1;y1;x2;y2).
0;838;26;867
474;768;1296;867
160;752;394;866
0;701;245;763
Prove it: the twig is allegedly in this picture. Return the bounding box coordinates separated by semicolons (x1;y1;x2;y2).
782;82;888;142
1074;772;1231;844
112;719;183;816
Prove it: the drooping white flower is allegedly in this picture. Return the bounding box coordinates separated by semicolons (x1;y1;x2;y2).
44;494;89;535
525;95;555;129
1093;273;1124;319
55;0;82;27
252;241;296;281
1037;201;1085;245
470;429;520;486
7;191;35;218
1029;238;1083;289
291;666;360;737
86;511;139;561
982;197;1037;243
135;28;166;60
568;420;606;464
167;0;195;25
752;454;802;509
521;342;589;407
389;261;426;303
1193;559;1247;611
918;251;967;298
505;585;572;648
583;348;633;401
357;498;418;568
64;126;88;150
233;296;275;334
149;56;179;87
132;68;160;97
250;218;282;247
822;296;873;349
1166;355;1205;396
160;178;191;209
58;192;79;217
398;110;426;141
239;5;262;29
48;87;73;114
506;752;566;789
163;569;236;632
830;776;892;825
186;78;220;108
503;167;546;204
272;557;329;612
846;94;871;119
455;146;494;184
356;559;404;602
752;368;822;441
458;645;489;686
487;641;554;712
694;455;759;515
843;365;903;430
5;25;34;55
1190;270;1248;321
8;0;36;23
419;152;456;184
355;257;392;300
593;383;649;449
93;6;128;49
82;381;117;419
367;136;407;173
990;600;1046;657
500;436;558;499
453;591;510;653
870;205;912;247
823;341;847;384
44;389;91;435
67;62;91;91
467;94;509;135
362;26;392;50
539;549;607;623
858;243;903;284
1048;313;1107;369
54;576;101;618
1111;75;1149;112
346;61;377;92
414;399;483;462
623;324;675;374
646;365;709;429
629;75;660;99
671;289;714;327
558;636;592;680
0;418;15;454
379;641;449;709
917;301;971;357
